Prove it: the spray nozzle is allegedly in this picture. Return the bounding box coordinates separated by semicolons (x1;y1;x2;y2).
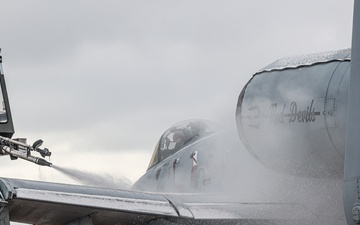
0;136;52;166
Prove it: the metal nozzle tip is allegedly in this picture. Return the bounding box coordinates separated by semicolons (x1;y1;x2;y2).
36;158;52;167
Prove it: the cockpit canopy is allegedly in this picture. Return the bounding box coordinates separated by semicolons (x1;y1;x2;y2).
147;120;219;170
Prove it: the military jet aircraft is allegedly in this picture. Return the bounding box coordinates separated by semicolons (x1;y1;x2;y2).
0;54;345;223
1;1;360;225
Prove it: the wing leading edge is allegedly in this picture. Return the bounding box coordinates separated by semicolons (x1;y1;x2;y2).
0;177;322;225
0;177;183;225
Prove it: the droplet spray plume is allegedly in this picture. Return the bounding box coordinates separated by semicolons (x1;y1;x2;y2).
51;164;132;189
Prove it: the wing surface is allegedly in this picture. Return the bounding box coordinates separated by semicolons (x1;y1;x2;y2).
0;177;315;225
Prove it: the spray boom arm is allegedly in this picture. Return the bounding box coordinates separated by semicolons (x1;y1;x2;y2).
0;136;52;167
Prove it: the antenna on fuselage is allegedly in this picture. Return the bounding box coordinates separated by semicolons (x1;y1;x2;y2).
344;0;360;224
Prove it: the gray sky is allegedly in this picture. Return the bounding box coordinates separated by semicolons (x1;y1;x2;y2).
0;0;353;187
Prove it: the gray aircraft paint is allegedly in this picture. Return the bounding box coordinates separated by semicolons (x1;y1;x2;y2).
236;49;350;178
344;0;360;224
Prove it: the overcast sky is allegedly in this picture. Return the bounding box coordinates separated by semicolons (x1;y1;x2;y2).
0;0;354;191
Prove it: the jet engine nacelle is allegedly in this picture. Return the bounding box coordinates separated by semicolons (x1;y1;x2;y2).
236;49;351;178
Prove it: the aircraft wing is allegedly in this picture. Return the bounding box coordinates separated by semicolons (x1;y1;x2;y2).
0;177;319;225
